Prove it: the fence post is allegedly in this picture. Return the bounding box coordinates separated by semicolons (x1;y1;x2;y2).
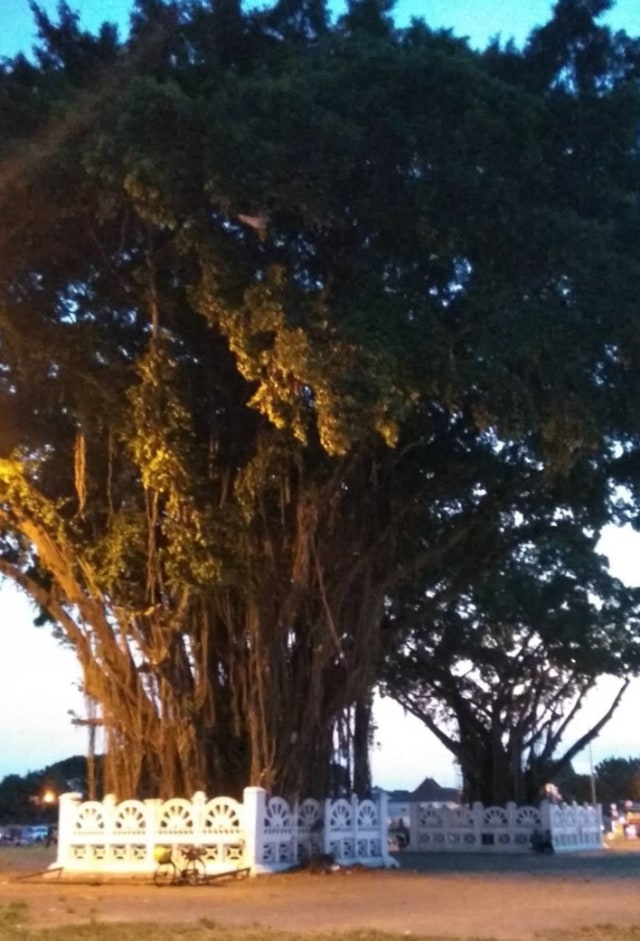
323;797;333;855
472;802;484;850
377;790;389;856
191;790;207;842
351;794;359;861
408;801;420;850
506;801;517;851
539;798;553;848
54;791;82;870
242;786;266;875
376;790;398;866
594;803;604;848
144;798;164;869
292;799;299;865
103;793;117;855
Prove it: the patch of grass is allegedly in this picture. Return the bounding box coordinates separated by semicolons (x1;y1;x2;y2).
3;924;640;941
0;901;29;929
3;932;430;941
544;931;640;941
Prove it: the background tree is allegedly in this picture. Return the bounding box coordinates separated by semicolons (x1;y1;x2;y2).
381;495;640;803
0;775;36;825
595;757;640;805
0;755;98;824
1;0;640;800
379;0;640;804
552;763;593;804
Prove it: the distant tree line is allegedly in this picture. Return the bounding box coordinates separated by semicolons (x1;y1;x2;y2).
0;756;97;824
2;753;640;823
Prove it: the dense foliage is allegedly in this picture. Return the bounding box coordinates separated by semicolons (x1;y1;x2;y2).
595;757;640;804
0;756;89;824
381;511;638;802
1;0;640;799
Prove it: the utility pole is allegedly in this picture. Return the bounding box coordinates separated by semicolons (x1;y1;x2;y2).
71;701;103;800
589;742;597;804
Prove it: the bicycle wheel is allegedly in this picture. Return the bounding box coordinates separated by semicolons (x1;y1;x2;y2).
184;856;207;885
154;861;177;887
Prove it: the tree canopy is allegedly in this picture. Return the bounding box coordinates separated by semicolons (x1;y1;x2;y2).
1;0;640;800
381;496;640;803
595;756;640;805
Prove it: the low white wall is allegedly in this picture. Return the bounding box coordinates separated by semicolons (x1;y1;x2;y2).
54;788;398;874
545;801;603;853
400;800;602;854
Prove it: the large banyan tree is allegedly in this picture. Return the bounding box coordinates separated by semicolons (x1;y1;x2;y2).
381;464;640;804
2;0;640;799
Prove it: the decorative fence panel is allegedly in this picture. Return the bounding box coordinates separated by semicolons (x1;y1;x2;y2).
56;791;245;874
54;787;396;875
260;796;324;869
325;797;384;863
547;802;603;853
54;789;603;874
401;800;602;854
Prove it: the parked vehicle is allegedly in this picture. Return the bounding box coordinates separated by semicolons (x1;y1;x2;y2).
26;826;50;843
0;825;50;845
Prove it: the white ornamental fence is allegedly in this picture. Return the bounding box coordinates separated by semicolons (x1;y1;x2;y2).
547;801;604;852
54;787;397;875
397;800;603;853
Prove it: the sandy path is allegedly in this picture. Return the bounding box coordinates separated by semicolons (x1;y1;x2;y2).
1;845;639;937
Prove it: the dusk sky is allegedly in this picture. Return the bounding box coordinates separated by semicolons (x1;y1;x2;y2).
1;0;640;792
2;0;640;58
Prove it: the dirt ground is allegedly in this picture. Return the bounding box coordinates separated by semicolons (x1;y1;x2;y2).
1;843;640;937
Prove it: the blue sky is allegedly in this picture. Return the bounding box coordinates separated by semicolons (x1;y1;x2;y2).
2;0;640;60
1;0;640;790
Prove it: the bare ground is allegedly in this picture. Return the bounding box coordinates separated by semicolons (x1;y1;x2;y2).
1;843;640;937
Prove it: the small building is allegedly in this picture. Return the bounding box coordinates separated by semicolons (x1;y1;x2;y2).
410;776;460;806
386;777;461;845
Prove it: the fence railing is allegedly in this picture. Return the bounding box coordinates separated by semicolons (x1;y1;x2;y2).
54;787;397;874
547;801;603;852
393;800;602;854
54;789;603;874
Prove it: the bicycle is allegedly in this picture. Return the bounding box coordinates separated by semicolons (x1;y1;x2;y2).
153;844;208;886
